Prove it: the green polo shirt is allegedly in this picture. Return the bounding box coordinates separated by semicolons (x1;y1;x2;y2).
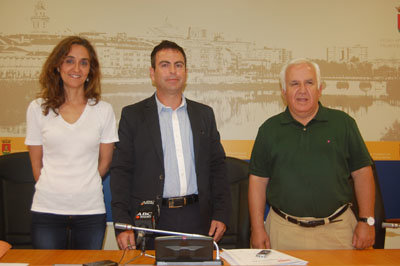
249;102;372;217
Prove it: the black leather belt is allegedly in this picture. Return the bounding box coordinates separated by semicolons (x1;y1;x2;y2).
162;194;199;208
272;204;350;228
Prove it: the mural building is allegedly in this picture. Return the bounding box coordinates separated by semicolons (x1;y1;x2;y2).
0;0;399;159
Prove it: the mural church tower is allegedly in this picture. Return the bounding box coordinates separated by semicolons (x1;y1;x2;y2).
30;0;49;33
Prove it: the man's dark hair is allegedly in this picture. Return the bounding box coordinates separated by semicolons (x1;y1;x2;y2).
151;40;186;69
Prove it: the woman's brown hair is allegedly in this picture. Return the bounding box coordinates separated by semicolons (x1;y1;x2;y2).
39;36;101;115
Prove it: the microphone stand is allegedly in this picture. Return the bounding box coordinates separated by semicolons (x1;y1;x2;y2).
122;234;155;265
139;235;155;259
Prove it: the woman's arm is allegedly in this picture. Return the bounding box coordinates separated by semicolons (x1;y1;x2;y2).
98;143;115;178
28;145;43;182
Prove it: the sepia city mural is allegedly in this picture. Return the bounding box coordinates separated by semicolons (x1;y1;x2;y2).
0;0;399;158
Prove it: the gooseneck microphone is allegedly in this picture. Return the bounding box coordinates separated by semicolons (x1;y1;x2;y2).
115;223;206;237
114;223;221;261
115;200;222;262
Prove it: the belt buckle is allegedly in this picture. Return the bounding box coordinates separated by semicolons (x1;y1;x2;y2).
300;220;324;227
168;197;186;208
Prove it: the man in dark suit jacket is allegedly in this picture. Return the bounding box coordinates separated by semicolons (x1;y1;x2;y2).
111;40;231;250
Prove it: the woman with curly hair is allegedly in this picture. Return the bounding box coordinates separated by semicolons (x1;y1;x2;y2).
25;36;118;249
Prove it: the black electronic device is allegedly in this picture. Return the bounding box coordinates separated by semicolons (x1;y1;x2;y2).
134;200;160;248
155;235;222;265
134;200;159;229
256;249;271;258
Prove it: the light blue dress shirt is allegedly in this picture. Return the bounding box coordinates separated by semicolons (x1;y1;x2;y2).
155;94;198;198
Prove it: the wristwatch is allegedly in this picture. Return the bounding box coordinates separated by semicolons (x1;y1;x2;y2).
359;216;375;226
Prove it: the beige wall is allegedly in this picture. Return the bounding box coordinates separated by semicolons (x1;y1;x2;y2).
0;0;399;146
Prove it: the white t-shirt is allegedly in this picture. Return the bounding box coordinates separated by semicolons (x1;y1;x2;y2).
25;98;119;215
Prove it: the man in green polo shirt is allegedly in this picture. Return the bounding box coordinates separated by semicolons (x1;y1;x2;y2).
249;58;375;250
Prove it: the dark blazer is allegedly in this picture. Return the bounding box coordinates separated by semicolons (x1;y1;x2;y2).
110;94;231;231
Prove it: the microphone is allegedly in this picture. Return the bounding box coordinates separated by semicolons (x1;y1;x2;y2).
114;223;205;237
133;200;160;247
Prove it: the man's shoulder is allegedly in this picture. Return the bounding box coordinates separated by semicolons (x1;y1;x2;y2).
122;95;154;113
186;98;214;116
259;111;285;128
322;105;354;121
186;98;212;111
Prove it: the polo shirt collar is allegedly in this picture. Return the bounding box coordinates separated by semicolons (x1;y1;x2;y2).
280;102;328;125
313;102;329;122
155;93;187;114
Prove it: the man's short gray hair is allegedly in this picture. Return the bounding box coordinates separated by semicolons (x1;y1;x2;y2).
279;58;321;91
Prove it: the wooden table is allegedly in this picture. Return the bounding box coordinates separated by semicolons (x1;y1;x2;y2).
1;249;400;265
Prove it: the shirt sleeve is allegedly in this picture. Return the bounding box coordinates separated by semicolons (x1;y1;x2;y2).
100;101;119;143
249;124;270;178
346;116;373;171
25;100;43;146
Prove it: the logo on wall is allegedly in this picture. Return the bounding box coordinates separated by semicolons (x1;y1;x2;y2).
397;6;400;32
1;139;11;155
